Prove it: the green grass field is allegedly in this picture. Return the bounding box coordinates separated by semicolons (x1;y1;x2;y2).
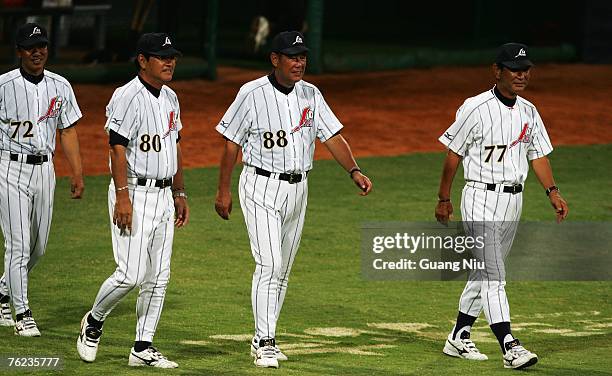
1;145;611;375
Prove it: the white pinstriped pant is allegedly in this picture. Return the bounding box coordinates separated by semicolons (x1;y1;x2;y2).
0;157;55;315
90;183;174;342
239;167;308;340
458;184;522;324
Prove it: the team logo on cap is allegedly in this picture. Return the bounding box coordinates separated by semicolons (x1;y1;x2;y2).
29;27;42;37
514;48;527;58
163;36;172;46
292;35;303;45
292;107;313;133
38;96;62;123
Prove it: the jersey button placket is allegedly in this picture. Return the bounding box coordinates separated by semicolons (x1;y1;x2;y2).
285;96;297;172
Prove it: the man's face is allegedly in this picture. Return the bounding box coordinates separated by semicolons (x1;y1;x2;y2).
17;43;48;75
140;54;177;83
272;53;307;84
495;64;531;96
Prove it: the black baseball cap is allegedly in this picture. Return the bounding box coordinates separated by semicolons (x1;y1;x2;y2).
270;31;309;55
15;23;48;48
495;43;533;70
136;33;182;57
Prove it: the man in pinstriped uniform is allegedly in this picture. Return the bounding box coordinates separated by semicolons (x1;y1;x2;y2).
215;31;372;368
0;23;84;337
76;33;188;368
435;43;569;370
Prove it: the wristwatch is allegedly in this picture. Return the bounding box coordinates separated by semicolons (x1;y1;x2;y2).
173;191;188;199
545;186;559;196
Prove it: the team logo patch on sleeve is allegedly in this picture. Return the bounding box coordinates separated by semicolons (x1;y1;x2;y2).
163;110;178;138
291;107;314;133
38;96;63;123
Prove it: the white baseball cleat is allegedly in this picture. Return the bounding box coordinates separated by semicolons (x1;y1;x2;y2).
0;296;15;327
443;332;488;361
128;346;178;368
14;311;40;337
77;311;103;362
503;339;538;369
251;337;288;361
253;338;279;368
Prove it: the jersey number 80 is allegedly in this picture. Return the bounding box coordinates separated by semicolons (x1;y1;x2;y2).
140;134;162;152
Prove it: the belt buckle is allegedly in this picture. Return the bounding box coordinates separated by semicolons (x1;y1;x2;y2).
29;155;44;165
288;174;301;184
161;179;172;188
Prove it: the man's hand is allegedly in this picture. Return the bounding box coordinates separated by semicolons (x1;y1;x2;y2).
70;175;84;199
549;191;568;223
215;190;232;220
113;190;133;233
351;171;372;196
174;196;190;227
435;200;453;225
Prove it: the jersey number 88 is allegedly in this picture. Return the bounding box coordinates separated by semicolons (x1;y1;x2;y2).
263;130;288;149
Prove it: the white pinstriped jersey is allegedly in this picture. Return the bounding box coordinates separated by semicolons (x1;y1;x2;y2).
104;76;182;180
0;69;82;155
216;76;343;173
439;87;553;185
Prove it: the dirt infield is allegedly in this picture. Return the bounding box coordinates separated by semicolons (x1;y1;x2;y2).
57;64;612;177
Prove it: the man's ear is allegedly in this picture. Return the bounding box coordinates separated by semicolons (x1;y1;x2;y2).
270;52;280;68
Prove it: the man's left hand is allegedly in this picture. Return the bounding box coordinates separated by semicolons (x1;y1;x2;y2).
352;172;372;196
174;196;190;227
549;191;568;223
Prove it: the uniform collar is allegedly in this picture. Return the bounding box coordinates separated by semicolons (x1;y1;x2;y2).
268;73;294;95
138;74;161;98
20;67;44;85
493;85;517;108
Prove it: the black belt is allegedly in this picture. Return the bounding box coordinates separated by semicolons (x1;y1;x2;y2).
486;183;523;194
137;177;173;189
10;153;49;165
254;167;307;184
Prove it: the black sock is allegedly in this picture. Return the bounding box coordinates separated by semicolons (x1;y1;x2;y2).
490;321;513;353
451;311;478;340
134;341;152;352
16;309;31;322
0;293;9;304
87;313;104;330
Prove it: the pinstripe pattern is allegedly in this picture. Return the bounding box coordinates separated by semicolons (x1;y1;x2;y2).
0;69;82;155
0;68;77;316
439;87;553;185
239;167;308;340
215;76;342;173
90;75;181;342
0;159;55;314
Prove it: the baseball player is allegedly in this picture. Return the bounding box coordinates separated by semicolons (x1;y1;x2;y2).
435;43;569;370
0;23;84;336
215;31;372;368
76;33;188;368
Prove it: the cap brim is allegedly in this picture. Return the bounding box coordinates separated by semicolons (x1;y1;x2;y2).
18;36;48;48
501;60;534;70
154;48;182;57
279;45;309;55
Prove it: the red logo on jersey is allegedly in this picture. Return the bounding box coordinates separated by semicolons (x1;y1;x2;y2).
291;107;314;133
510;123;531;147
163;111;178;138
37;96;63;123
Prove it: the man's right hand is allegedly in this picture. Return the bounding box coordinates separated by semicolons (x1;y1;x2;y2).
215;190;232;220
435;200;453;225
113;190;133;232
